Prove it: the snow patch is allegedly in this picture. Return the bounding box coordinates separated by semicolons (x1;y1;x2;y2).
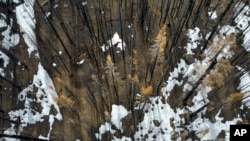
1;26;20;49
95;105;130;140
15;0;38;56
219;25;238;35
112;136;132;141
52;62;57;67
234;2;250;52
101;32;126;52
187;110;241;140
184;27;202;54
0;51;10;76
238;72;250;108
0;14;20;49
208;10;217;20
111;105;130;131
76;59;85;65
46;12;51;18
1;124;20;141
82;2;87;6
134;96;186;140
95;9;247;139
7;63;62;139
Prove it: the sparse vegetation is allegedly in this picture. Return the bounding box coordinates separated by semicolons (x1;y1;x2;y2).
207;34;236;56
216;58;234;76
53;95;74;109
140;85;153;97
229;92;245;106
203;71;225;88
149;24;167;64
196;128;210;138
200;34;236;89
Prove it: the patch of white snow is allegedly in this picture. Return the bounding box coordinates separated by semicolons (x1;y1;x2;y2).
238;72;250;108
184;27;202;54
76;59;85;65
1;25;20;49
101;32;126;52
208;10;217;20
7;63;62;139
82;2;87;6
95;105;130;140
15;0;38;56
111;105;130;131
0;51;10;76
234;2;250;52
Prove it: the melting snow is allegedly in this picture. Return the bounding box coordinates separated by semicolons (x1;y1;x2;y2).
46;12;51;18
0;13;20;49
111;105;130;131
134;96;185;141
112;136;132;141
59;51;63;55
7;63;62;139
15;0;38;56
234;2;250;52
184;27;202;55
76;59;85;65
219;25;239;35
52;62;57;67
234;2;250;109
187;110;241;141
164;59;188;92
1;26;20;49
95;4;250;138
132;26;241;141
82;2;87;6
1;0;63;139
2;124;20;141
101;32;126;52
208;10;217;20
95;105;130;140
238;72;250;108
1;0;62;137
0;51;10;76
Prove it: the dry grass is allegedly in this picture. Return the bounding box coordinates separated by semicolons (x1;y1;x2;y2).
203;71;225;88
149;24;167;63
216;58;234;76
241;119;250;124
140;85;153;97
201;34;236;89
208;34;236;57
196;128;210;138
229;92;245;106
181;129;189;139
53;94;74;109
